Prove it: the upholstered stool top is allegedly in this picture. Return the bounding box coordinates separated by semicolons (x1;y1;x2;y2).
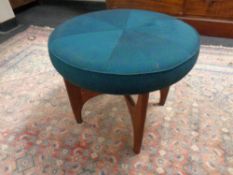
49;9;200;94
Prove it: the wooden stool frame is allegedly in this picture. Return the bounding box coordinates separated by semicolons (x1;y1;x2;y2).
64;79;169;154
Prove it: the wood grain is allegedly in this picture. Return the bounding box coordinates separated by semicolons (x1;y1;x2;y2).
64;79;169;153
184;0;233;20
124;94;149;154
106;0;233;38
106;0;184;16
180;16;233;38
159;87;170;106
64;80;100;123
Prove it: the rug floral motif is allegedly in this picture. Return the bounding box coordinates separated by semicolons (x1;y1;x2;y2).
0;26;233;175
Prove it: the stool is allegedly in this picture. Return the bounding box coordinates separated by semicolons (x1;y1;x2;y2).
48;9;200;154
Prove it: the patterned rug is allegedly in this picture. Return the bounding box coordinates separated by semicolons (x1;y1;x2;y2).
0;26;232;175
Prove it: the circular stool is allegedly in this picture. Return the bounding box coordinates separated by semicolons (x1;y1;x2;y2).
48;9;200;153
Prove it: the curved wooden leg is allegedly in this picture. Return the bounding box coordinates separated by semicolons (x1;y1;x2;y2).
64;80;83;123
159;87;170;106
64;79;150;153
125;93;149;154
64;79;100;123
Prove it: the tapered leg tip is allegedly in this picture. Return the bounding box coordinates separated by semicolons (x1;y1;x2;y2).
159;102;165;106
76;119;83;124
134;150;141;154
133;147;141;154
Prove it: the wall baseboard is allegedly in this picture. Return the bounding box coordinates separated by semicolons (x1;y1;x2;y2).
0;17;17;32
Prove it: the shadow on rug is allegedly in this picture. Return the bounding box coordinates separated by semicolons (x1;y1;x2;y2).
0;26;233;175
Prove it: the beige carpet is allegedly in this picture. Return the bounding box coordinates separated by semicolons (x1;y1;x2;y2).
0;26;233;175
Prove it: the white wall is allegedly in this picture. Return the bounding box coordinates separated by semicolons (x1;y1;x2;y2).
0;0;15;23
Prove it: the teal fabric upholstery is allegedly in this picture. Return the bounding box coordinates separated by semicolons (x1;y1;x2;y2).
48;9;200;94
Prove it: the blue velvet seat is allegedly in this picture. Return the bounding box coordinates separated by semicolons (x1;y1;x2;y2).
48;9;200;94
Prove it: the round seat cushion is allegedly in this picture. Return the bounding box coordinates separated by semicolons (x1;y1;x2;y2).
48;9;200;94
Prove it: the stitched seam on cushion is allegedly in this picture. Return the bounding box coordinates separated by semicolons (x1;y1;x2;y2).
48;34;200;75
48;9;200;76
49;47;199;76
